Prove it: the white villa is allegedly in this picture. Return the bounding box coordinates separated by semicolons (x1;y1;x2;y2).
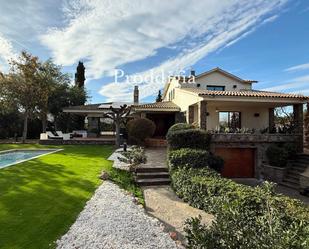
58;67;308;180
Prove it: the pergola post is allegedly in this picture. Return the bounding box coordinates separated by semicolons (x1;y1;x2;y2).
198;100;207;130
87;117;99;132
293;103;304;152
268;108;275;133
188;105;194;124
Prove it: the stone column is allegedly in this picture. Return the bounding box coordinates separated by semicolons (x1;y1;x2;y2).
268;108;275;133
293;103;304;152
198;100;207;130
293;104;304;134
87;117;99;133
304;103;309;149
188;105;194;124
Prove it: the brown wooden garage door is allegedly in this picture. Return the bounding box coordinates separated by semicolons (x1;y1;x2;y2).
215;148;255;178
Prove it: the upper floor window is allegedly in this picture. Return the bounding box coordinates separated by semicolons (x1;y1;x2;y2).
207;85;225;91
168;89;175;101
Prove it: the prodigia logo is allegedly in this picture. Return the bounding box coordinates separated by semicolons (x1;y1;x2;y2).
113;69;196;84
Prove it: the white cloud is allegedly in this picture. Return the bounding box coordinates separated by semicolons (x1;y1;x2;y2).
284;63;309;72
262;75;309;92
40;0;288;101
0;34;17;71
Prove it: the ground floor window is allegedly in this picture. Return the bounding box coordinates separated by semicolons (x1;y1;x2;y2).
219;111;241;129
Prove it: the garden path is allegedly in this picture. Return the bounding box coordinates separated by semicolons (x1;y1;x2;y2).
143;148;214;243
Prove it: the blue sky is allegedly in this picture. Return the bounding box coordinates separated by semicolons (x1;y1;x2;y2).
0;0;308;104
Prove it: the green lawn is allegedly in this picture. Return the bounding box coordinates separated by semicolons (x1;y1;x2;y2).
0;144;143;249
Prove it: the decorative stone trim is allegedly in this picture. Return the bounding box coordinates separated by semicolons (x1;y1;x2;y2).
262;164;287;183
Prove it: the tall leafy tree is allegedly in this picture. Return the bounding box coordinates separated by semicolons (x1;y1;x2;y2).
37;60;71;132
0;52;44;142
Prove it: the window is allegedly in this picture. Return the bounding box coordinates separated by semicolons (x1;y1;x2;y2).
207;85;225;91
219;112;241;129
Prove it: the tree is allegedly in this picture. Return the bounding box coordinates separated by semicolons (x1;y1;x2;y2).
156;90;162;102
37;60;72;132
103;105;131;147
0;52;44;142
75;61;86;88
50;85;88;132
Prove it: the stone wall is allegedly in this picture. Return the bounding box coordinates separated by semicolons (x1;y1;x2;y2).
210;134;299;179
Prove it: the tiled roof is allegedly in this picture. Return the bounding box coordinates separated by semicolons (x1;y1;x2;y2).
133;101;180;110
182;88;309;100
195;67;258;83
63;103;103;111
63;102;132;112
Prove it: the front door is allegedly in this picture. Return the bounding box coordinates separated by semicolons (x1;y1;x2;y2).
146;113;175;137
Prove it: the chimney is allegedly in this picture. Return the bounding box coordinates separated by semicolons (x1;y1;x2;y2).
190;69;195;77
133;86;139;105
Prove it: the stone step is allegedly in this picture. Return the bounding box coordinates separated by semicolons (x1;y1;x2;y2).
285;171;300;179
135;167;169;173
286;167;306;174
289;164;308;171
284;173;300;180
280;181;299;190
136;172;170;179
136;178;171;186
293;159;309;165
282;177;299;185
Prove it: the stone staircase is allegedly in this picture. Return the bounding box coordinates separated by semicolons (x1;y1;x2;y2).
135;167;171;186
281;154;309;189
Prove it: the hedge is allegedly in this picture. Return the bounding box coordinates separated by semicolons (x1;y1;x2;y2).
170;167;309;249
166;128;212;150
167;123;195;135
168;148;224;172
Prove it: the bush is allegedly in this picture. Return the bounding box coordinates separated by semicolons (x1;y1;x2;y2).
170;167;309;249
127;118;156;145
283;143;298;159
168;148;224;172
266;144;289;167
168;148;209;168
167;129;211;150
206;154;224;173
167;123;195;135
118;146;147;168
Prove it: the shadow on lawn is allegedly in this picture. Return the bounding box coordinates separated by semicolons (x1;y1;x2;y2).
0;156;101;249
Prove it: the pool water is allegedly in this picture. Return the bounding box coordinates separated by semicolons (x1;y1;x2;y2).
0;150;59;169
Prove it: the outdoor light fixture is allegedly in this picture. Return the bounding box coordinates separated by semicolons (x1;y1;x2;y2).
215;108;219;113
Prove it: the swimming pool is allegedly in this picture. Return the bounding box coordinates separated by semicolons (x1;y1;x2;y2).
0;149;61;169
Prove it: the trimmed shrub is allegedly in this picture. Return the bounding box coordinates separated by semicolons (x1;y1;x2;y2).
266;144;289;167
283;143;298;159
166;129;212;150
206;154;224;173
167;123;195;135
170;167;309;249
168;148;224;172
127;118;156;145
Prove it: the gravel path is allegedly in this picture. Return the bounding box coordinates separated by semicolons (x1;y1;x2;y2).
56;181;179;249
